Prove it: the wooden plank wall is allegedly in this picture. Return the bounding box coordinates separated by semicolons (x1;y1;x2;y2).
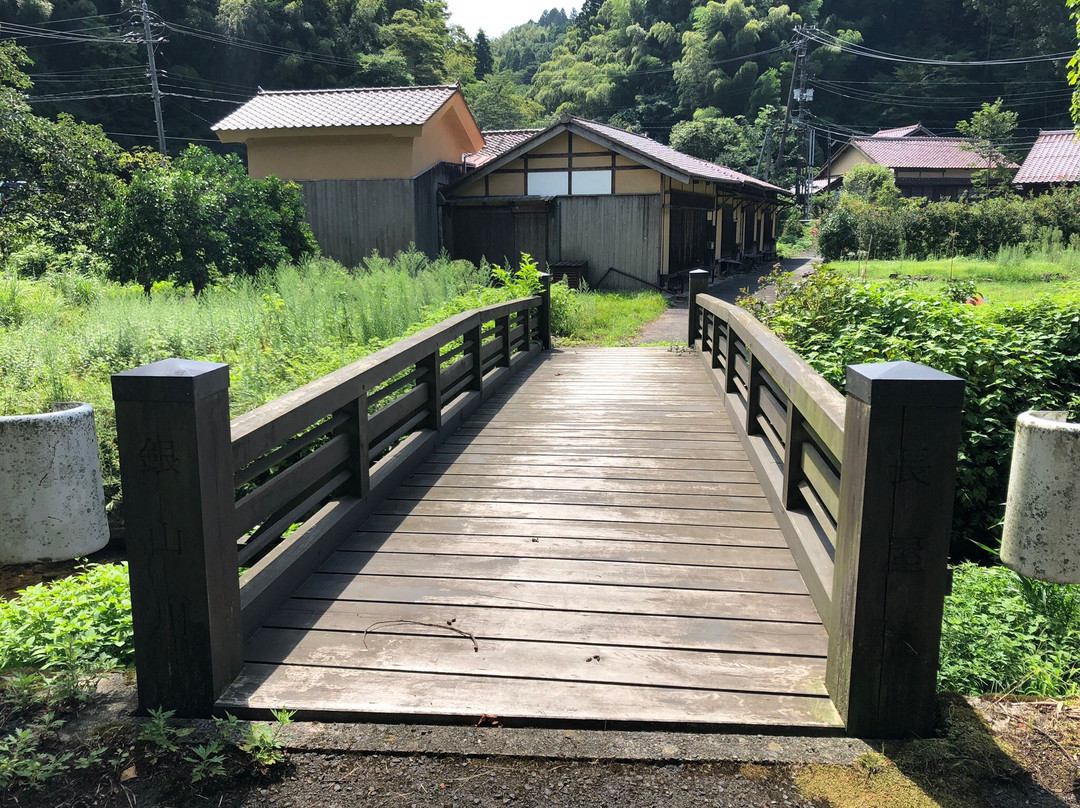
557;195;662;291
301;163;465;268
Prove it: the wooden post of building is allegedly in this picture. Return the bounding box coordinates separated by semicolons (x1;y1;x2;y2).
111;359;243;717
687;269;710;347
538;272;552;349
827;361;965;737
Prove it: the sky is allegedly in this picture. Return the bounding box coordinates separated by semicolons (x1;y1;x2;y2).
444;0;572;37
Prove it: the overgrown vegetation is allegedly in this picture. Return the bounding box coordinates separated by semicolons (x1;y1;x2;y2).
743;266;1080;552
941;564;1080;697
817;165;1080;262
550;283;667;346
0;251;486;516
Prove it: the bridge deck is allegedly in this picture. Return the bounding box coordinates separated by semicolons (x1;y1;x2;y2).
218;348;841;731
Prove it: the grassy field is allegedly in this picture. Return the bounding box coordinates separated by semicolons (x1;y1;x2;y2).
833;247;1080;303
0;252;667;513
553;289;667;346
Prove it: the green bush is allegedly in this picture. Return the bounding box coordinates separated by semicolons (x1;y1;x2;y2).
817;205;859;261
749;267;1080;550
0;564;133;671
100;147;318;293
940;564;1080;697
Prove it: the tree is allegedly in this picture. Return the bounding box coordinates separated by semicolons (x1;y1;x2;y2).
475;30;494;77
956;98;1018;199
464;72;546;129
842;163;902;207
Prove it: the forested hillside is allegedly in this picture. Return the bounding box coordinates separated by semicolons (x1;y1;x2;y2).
2;0;1074;180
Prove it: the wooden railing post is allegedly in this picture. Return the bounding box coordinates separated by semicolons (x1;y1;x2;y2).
499;314;513;367
687;269;710;347
538;272;552;349
111;359;242;717
420;347;443;431
826;361;965;737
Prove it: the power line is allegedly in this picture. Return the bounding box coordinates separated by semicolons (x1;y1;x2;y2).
808;30;1072;67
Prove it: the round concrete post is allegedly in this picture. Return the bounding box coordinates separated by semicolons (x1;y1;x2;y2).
0;402;109;563
1001;411;1080;583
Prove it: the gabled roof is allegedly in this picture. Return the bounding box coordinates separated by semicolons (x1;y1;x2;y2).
1013;129;1080;185
212;85;465;132
873;123;935;137
453;115;790;197
467;129;542;168
818;136;1018;178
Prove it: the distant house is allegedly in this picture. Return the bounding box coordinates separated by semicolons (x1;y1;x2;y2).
445;114;790;290
1013;129;1080;194
213;87;790;287
815;124;1017;201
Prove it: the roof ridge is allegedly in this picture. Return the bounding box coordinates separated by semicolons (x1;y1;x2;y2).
480;128;544;134
255;84;459;96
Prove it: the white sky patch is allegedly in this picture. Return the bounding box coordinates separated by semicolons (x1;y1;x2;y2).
444;0;574;37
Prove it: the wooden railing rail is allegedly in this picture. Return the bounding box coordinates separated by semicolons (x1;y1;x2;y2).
689;271;965;737
111;277;551;716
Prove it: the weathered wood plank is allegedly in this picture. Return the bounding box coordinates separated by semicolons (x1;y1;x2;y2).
338;532;798;568
404;473;766;496
416;463;760;484
375;499;780;528
267;599;827;657
217;663;842;729
319;551;807;592
390;485;772;513
294;573;818;623
357;514;787;547
245;627;828;695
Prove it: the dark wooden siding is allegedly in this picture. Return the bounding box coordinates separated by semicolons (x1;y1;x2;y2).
447;204;551;271
300;163;465;268
557;195;662;291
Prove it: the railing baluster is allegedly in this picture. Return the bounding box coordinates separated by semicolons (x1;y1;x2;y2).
781;404;807;510
745;354;763;436
420;348;443;431
687;269;710;346
344;389;370;498
711;313;724;370
500;314;513;367
467;320;483;392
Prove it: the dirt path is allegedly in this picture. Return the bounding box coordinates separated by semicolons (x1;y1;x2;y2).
633;255;816;345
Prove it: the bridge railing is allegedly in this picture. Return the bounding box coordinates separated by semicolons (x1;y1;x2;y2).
111;277;551;717
689;270;965;737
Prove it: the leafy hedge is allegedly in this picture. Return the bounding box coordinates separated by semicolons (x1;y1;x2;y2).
818;185;1080;261
745;267;1080;551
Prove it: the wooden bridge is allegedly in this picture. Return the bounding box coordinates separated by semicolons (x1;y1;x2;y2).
112;272;965;738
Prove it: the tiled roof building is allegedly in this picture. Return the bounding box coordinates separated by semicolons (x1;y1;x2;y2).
1013;130;1080;189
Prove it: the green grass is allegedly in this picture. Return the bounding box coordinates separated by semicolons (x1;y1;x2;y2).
940;563;1080;697
0;251;492;509
833;248;1080;304
553;289;667;346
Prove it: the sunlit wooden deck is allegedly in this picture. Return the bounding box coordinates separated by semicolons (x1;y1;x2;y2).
218;348;842;731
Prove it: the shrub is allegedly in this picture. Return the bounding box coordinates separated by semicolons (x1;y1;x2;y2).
940;563;1080;697
749;267;1080;551
100;146;318;293
817;205;858;261
0;564;133;671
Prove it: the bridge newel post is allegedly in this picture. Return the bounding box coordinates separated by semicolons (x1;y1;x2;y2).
111;359;243;717
538;272;552;350
687;269;710;347
826;361;965;737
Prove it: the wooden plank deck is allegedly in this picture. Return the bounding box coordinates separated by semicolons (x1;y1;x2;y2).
218;348;843;731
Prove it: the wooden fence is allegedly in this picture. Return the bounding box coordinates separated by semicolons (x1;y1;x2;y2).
688;270;965;737
111;280;551;717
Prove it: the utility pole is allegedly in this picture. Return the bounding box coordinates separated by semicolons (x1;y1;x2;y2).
775;25;814;209
141;0;167;155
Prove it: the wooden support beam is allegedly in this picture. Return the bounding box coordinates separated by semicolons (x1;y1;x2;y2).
687;269;710;347
111;359;242;717
826;361;965;738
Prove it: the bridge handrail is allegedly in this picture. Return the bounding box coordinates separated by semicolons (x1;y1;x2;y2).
688;270;965;737
111;277;551;717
